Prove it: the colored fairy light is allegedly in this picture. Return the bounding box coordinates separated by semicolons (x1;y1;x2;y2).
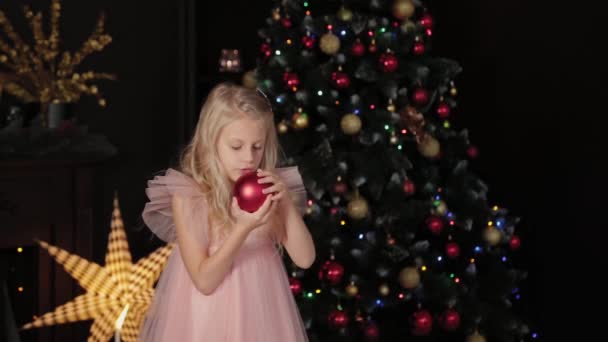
474;246;482;253
340;30;346;36
358;234;364;239
317;90;323;96
275;50;281;55
437;256;443;262
340;220;346;226
384;124;389;130
17;247;23;253
502;256;507;262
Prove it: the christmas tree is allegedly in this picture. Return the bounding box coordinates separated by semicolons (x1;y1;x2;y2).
253;0;536;341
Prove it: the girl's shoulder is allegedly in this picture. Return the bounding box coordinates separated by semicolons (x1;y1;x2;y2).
146;168;205;199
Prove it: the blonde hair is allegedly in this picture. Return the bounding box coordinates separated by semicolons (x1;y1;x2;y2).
179;82;285;248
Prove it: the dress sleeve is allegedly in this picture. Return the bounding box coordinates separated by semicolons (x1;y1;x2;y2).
142;168;209;247
275;166;308;216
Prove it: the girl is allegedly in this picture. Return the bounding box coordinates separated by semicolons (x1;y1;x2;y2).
138;83;315;341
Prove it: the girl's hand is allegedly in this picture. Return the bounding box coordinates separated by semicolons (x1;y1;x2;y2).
231;194;276;233
257;169;290;205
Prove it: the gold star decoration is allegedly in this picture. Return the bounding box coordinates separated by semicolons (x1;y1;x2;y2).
21;193;174;342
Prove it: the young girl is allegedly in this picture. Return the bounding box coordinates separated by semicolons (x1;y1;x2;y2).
138;83;315;341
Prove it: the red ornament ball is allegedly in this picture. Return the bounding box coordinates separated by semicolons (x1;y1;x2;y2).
331;71;351;89
437;102;451;118
364;321;380;339
302;35;316;49
283;72;300;89
413;41;425;55
379;52;399;72
233;171;271;213
289;277;302;296
420;13;434;29
260;42;272;59
412;88;429;106
467;145;479;158
445;242;460;258
318;260;345;285
403;180;416;195
334;181;348;194
509;235;522;250
411;309;433;336
426;216;444;235
351;40;366;56
328;309;349;329
439;308;461;331
281;17;292;28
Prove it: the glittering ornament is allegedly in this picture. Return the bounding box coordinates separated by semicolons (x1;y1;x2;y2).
331;70;351;89
233;171;271;213
320;32;341;55
466;331;487;342
467;145;479;158
241;69;257;89
302;34;316;49
437;101;451;118
278;121;288;134
418;135;440;158
413;41;425;55
292;109;309;130
341;113;362;135
398;267;420;289
337;6;353;21
346;282;359;297
364;321;380;339
281;16;292;28
328;309;349;329
283;72;300;90
379;284;390;296
509;235;522;250
289;277;302;296
410;309;433;335
351;39;365;56
412;87;430;106
318;260;345;285
379;51;399;72
347;196;369;219
426;215;444;235
392;0;415;20
445;242;460;258
483;227;502;246
439;308;461;331
403;180;416;195
420;13;434;29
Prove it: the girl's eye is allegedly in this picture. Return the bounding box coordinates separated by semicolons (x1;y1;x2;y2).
253;146;263;150
231;146;241;150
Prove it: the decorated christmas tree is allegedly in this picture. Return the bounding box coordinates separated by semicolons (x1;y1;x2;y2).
252;0;537;341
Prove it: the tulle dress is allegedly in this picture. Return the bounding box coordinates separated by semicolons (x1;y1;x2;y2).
138;167;309;342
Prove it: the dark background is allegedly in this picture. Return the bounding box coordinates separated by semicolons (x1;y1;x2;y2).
2;0;605;340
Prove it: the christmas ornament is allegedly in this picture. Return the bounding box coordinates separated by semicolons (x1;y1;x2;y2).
399;105;427;142
292;108;309;130
368;39;377;53
437;101;451;118
318;260;345;285
233;171;271;213
401;20;416;33
387;99;396;113
466;331;487;342
433;200;447;215
483;227;502;246
450;86;458;96
413;41;425;55
445;242;460;258
439;308;461;331
333;180;348;194
283;72;300;90
379;51;399;72
398;267;420;289
392;0;415;20
328;309;349;329
412;87;430;106
351;39;365;56
403;180;416;195
281;16;292;28
509;235;521;250
410;309;433;335
420;13;434;29
346;282;359;297
22;194;173;342
260;42;272;59
467;145;479;158
302;34;316;49
278;121;288;134
271;8;281;21
379;284;390;296
347;195;369;219
418;135;440;159
341;113;362;135
241;69;257;89
426;215;444;235
331;70;351;89
289;277;303;296
320;32;340;55
364;320;380;339
337;6;353;21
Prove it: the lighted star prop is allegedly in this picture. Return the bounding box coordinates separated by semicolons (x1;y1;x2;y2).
21;193;174;342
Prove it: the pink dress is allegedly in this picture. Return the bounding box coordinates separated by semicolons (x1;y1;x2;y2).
138;167;309;342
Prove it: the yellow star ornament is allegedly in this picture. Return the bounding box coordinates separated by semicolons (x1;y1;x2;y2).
21;194;174;342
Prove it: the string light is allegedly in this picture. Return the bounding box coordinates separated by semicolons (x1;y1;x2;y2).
315;289;321;294
421;266;427;271
275;50;281;55
17;247;23;253
340;220;346;226
18;286;24;292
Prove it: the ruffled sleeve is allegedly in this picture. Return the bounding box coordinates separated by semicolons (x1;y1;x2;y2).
275;166;307;216
142;168;209;247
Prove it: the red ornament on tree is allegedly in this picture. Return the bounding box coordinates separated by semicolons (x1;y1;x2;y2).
364;321;380;339
410;309;433;336
439;308;461;331
233;171;271;213
412;87;429;106
260;42;272;59
281;16;292;28
467;145;479;159
413;41;425;55
351;39;365;56
318;260;345;285
302;35;316;49
283;72;300;90
379;52;399;72
426;216;444;235
289;277;302;296
334;181;348;194
420;13;434;29
331;71;351;89
509;235;522;250
403;180;416;195
437;102;451;118
328;309;349;329
445;242;460;258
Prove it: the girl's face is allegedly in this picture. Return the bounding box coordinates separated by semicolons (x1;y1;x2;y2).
217;116;267;183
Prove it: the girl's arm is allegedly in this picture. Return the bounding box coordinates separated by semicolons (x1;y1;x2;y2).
279;200;316;269
172;194;268;295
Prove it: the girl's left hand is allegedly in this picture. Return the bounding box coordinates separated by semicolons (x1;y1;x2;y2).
257;169;288;203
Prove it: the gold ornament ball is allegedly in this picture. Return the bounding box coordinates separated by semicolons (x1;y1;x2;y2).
272;8;281;21
347;197;369;220
379;284;390;296
341;113;362;135
418;135;440;158
434;200;448;216
292;112;309;130
277;121;288;134
387;102;396;113
320;32;341;55
399;267;420;289
346;283;359;297
337;7;353;21
450;87;458;96
483;227;502;246
393;0;416;20
242;70;258;89
465;331;487;342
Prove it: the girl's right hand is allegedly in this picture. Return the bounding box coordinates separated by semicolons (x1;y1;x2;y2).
231;195;276;233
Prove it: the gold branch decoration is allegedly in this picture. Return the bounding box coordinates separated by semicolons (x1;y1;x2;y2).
0;0;115;107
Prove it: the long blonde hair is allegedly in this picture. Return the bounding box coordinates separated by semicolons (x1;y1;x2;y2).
178;82;284;245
